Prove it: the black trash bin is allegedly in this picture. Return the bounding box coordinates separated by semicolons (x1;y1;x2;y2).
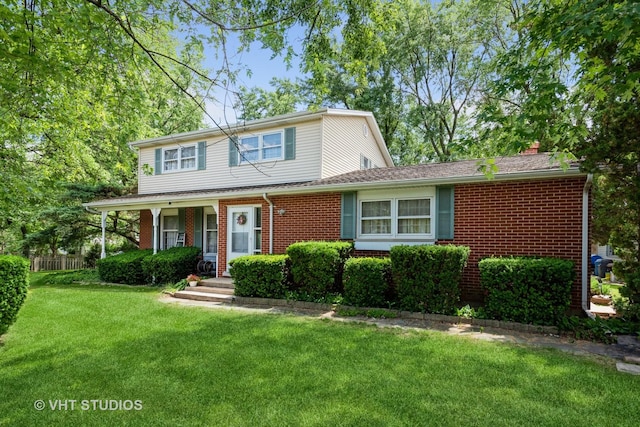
596;259;613;278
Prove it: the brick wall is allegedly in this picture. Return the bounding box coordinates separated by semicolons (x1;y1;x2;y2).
137;177;588;309
184;208;195;247
217;193;342;276
138;208;196;249
446;177;587;309
139;210;152;249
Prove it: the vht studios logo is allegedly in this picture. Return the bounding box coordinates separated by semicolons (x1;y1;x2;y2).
34;399;143;411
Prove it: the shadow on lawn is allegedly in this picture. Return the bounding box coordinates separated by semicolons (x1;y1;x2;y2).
2;294;635;426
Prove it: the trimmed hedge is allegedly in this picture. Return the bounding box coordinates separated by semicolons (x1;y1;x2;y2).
343;257;392;308
0;255;30;336
142;246;201;285
230;255;290;298
391;245;470;314
286;241;353;299
96;250;153;285
479;256;574;325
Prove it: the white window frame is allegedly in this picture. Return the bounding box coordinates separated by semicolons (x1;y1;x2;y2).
163;144;198;173
205;213;218;255
396;198;432;236
239;131;284;164
162;212;180;250
360;154;377;170
360;200;392;236
253;206;262;254
357;188;435;241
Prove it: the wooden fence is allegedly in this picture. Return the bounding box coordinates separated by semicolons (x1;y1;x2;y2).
30;255;88;272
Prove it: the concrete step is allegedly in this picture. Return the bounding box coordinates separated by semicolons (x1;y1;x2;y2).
624;356;640;365
616;362;640;375
200;277;234;289
173;290;234;303
185;286;234;295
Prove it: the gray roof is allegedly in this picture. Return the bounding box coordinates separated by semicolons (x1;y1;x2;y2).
85;153;584;210
308;152;580;186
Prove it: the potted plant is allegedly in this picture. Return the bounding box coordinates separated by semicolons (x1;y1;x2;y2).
186;274;201;287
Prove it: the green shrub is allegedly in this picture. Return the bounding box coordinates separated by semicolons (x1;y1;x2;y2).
0;255;30;336
84;243;102;268
557;315;640;344
343;257;392;308
34;269;101;285
617;266;640;322
141;246;201;285
479;256;574;325
230;255;290;298
391;245;470;314
96;250;153;285
286;241;353;299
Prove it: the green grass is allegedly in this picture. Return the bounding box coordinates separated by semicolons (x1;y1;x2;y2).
1;279;639;426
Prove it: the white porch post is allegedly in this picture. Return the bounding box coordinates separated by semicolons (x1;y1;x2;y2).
151;208;161;255
212;202;219;278
100;211;108;259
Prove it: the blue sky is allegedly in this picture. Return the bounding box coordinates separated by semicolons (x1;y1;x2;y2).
202;32;304;127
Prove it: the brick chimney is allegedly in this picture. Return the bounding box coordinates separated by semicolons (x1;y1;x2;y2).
522;141;540;155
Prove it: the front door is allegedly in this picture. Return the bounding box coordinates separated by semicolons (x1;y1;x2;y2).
227;207;253;271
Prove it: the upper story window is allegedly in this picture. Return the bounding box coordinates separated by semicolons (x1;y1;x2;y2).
229;127;295;167
162;144;198;172
361;155;377;170
239;131;283;164
360;197;433;237
153;141;205;175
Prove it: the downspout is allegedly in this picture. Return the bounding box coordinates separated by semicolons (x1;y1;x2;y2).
582;173;594;316
263;193;274;254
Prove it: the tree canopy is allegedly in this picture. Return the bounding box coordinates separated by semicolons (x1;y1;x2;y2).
494;0;640;317
2;0;639;321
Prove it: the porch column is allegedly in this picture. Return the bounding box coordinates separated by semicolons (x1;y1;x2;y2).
151;208;161;254
211;202;219;278
100;211;108;259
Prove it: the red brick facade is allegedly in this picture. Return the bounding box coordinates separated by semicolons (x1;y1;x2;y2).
138;176;588;309
139;210;152;250
139;193;342;277
217;193;342;276
444;177;587;309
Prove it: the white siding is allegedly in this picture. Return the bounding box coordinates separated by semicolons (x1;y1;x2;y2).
321;115;390;178
137;119;323;195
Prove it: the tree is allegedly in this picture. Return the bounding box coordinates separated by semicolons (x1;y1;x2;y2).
0;0;207;254
0;0;370;253
234;78;304;121
293;0;526;163
494;0;640;318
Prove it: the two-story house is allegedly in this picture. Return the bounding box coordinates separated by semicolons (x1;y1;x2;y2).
86;108;593;313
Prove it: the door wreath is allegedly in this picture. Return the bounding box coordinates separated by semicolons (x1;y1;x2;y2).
236;214;247;225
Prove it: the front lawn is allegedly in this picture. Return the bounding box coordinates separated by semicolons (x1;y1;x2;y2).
1;280;639;426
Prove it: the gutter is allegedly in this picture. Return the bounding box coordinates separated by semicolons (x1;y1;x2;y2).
582;173;595;317
129;108;334;148
263;193;274;254
84;206;100;215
